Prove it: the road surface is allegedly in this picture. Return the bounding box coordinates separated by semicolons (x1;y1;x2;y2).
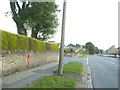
88;55;118;88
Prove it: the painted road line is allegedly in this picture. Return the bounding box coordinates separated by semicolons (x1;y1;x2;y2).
113;60;116;62
87;66;93;88
109;61;115;64
105;60;108;62
87;58;88;65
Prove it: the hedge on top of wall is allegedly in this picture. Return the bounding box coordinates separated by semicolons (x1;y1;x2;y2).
1;30;58;51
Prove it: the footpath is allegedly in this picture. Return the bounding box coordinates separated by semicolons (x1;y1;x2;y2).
2;61;59;88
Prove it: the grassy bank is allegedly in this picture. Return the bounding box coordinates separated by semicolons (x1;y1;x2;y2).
78;55;87;58
25;76;77;88
25;62;83;88
54;61;83;75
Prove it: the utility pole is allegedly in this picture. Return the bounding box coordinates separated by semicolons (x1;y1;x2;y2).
58;0;67;76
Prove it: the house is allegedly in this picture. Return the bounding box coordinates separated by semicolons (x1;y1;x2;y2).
106;45;117;54
74;45;86;55
103;50;107;54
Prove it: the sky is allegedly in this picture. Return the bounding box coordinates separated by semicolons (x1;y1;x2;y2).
0;0;119;50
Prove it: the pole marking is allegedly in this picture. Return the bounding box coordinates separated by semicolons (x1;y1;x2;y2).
27;54;30;63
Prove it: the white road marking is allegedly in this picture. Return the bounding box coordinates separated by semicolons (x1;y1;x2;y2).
106;60;108;62
112;60;115;62
87;66;93;88
97;56;117;65
109;61;115;64
87;58;88;65
101;58;115;65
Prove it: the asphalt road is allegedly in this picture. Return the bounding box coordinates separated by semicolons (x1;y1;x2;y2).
88;55;118;88
64;55;119;88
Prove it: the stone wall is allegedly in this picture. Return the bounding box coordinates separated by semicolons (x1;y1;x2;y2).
2;50;59;76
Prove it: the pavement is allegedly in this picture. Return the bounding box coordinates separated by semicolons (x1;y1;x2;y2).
2;62;59;88
2;56;91;88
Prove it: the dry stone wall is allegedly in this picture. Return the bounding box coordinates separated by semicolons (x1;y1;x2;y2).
2;50;59;76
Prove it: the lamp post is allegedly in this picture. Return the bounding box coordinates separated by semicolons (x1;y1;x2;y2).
58;0;67;76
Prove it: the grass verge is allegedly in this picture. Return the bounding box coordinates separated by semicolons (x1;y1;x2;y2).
78;55;87;58
25;62;84;88
25;76;77;88
54;61;83;75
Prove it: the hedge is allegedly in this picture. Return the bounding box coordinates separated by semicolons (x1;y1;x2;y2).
1;30;58;51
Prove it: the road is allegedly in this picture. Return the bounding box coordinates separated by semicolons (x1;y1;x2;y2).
64;55;118;88
88;55;118;88
2;55;118;88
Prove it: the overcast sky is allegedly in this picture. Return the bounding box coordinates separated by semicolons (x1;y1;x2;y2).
0;0;119;50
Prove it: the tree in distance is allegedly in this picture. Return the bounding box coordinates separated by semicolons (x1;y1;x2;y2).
85;42;99;55
67;44;75;47
94;47;100;54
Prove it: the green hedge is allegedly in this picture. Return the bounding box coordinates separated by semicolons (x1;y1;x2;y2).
1;30;58;51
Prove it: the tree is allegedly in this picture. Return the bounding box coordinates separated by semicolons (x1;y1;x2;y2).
67;43;74;47
9;0;30;36
64;47;74;53
85;42;95;54
26;2;59;40
75;44;80;48
94;47;100;54
69;47;74;53
100;49;104;54
79;49;84;55
9;1;59;40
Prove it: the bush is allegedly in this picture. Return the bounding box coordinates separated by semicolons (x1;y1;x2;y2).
32;38;46;51
17;34;29;50
49;42;59;51
64;47;74;53
70;47;74;52
1;30;58;51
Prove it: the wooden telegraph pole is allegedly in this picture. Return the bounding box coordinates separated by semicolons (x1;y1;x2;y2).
58;0;67;76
